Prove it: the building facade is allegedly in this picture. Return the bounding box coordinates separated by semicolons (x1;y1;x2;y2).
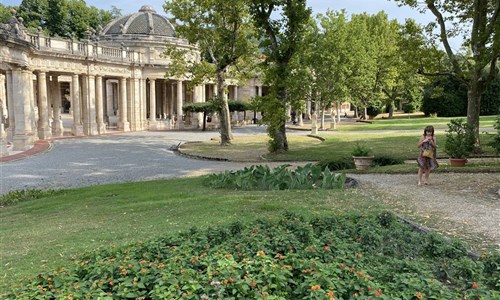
0;5;265;153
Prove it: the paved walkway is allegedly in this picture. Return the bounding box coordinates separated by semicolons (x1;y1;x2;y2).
0;126;300;194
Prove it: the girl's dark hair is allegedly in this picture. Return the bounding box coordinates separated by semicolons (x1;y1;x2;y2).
423;125;435;136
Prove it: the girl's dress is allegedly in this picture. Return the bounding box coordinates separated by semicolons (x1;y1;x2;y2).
417;140;438;171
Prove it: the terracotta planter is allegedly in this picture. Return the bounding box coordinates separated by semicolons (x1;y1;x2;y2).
352;156;374;170
449;158;467;167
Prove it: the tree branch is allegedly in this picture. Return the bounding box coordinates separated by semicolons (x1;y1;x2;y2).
425;0;462;77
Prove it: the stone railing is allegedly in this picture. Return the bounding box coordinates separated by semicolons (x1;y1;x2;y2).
26;33;143;63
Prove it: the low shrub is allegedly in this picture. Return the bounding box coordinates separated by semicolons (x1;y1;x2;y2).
0;189;59;206
372;156;405;166
316;157;355;171
206;164;346;190
4;212;498;299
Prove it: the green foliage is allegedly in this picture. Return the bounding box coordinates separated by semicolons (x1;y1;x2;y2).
0;189;58;206
4;212;499;299
206;163;346;190
366;105;381;117
247;0;311;153
481;74;500;116
372;156;405;166
487;114;500;154
316;157;355;171
14;0;114;38
422;76;468;117
0;4;16;23
444;119;476;158
351;142;373;157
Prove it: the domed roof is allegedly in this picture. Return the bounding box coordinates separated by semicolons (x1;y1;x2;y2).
101;6;175;37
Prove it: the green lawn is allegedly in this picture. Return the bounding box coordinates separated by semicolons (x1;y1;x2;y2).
1;114;498;294
334;115;496;131
0;178;381;292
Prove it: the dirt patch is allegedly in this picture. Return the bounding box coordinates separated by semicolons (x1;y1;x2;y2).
350;173;500;252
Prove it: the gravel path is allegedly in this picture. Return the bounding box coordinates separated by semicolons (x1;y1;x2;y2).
350;173;500;252
1;128;499;251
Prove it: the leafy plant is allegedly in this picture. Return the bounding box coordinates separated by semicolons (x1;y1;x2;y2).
206;164;346;190
444;119;475;158
4;212;499;299
487;113;500;154
372;155;404;166
351;142;373;157
0;189;59;206
316;157;355;170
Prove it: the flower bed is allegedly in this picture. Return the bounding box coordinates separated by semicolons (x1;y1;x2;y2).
4;212;498;299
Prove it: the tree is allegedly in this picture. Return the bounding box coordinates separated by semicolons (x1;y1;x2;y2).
344;13;380;118
15;0;114;38
0;4;17;23
306;11;351;128
394;0;500;145
247;0;311;153
164;0;258;146
16;0;48;32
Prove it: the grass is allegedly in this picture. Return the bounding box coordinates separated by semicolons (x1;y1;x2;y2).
181;131;497;163
0;177;382;292
334;114;497;131
1;114;498;293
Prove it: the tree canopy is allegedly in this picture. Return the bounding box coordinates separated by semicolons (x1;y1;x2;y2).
394;0;499;144
248;0;311;153
9;0;116;39
164;0;258;145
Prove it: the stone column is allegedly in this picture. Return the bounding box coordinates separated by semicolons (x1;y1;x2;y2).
37;71;51;139
118;77;130;131
5;70;15;140
149;79;157;129
141;79;147;129
131;78;140;131
51;75;64;137
95;75;106;134
12;69;35;150
0;74;8;156
176;80;184;129
71;74;84;136
168;82;174;119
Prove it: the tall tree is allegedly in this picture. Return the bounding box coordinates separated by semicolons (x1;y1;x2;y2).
248;0;311;153
0;5;12;23
164;0;258;145
16;0;48;31
394;0;499;145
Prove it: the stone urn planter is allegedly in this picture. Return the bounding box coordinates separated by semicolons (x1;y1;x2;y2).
351;142;374;170
352;156;375;170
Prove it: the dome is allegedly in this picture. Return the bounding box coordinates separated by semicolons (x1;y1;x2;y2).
100;5;175;37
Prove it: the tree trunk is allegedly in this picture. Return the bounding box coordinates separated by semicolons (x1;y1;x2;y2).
272;122;288;152
467;75;482;147
216;70;233;145
388;100;394;118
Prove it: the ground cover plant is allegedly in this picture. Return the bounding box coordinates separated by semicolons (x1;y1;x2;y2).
206;164;346;190
4;212;499;299
0;177;384;293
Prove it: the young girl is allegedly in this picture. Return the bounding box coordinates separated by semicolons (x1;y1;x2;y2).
417;125;439;186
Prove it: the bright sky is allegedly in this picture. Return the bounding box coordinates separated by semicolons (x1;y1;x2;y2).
2;0;433;23
2;0;461;49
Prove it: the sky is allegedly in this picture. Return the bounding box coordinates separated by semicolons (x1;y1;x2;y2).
2;0;434;24
2;0;461;49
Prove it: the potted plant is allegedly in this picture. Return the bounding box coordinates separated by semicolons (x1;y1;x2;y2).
351;142;374;170
444;118;475;166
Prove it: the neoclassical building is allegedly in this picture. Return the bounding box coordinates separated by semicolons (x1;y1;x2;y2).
0;5;265;154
